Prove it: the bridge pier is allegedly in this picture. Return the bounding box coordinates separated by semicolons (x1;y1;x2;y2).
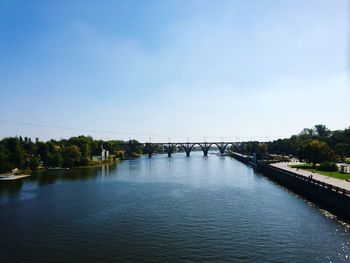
163;143;173;157
199;143;211;156
217;143;228;155
182;143;193;157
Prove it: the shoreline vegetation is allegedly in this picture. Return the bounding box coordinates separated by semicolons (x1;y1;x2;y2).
230;125;350;179
0;136;148;175
0;124;349;178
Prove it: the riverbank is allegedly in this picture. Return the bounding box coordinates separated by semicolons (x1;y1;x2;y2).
1;158;123;177
72;158;120;169
273;162;350;191
230;152;350;221
0;173;31;181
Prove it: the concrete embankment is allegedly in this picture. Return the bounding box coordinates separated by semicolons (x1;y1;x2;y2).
230;152;250;164
230;152;350;221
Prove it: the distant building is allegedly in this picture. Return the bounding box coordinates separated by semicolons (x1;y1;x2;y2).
92;146;109;161
339;164;350;173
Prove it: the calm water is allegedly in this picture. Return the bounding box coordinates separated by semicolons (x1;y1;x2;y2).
0;152;349;262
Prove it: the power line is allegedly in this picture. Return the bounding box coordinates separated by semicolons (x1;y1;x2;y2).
0;119;287;141
0;119;229;139
0;119;175;137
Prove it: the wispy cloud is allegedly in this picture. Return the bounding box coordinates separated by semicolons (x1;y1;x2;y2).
0;0;348;141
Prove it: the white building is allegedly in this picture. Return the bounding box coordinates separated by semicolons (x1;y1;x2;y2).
339;164;350;173
92;146;109;161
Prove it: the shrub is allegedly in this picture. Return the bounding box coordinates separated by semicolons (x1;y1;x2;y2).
116;150;125;159
319;162;338;172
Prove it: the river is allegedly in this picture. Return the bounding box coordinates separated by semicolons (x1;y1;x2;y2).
0;152;349;262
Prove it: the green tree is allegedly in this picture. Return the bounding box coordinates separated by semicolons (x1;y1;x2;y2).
245;141;259;154
125;140;142;157
28;156;40;171
0;144;11;172
79;144;91;165
36;142;49;165
257;143;268;154
335;143;350;158
51;153;63;167
63;145;81;167
3;137;25;169
300;128;316;138
116;150;125;159
314;124;331;138
297;139;334;167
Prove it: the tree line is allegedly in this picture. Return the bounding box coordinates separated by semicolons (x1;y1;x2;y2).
0;136;144;173
1;125;349;173
232;125;350;167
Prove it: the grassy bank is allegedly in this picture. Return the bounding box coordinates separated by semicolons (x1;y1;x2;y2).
289;163;350;180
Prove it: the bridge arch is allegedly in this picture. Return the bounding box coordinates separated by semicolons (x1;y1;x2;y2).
180;143;194;157
164;143;191;157
147;142;241;157
168;143;200;157
205;143;228;155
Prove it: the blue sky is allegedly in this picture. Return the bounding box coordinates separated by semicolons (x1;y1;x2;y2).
0;0;349;142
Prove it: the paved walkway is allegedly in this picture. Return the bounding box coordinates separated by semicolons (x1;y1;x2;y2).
270;162;350;192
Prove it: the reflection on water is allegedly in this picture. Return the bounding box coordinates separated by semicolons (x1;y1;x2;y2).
0;164;116;200
0;153;349;263
0;179;24;198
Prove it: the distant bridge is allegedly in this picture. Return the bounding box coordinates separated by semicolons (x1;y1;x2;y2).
143;142;242;157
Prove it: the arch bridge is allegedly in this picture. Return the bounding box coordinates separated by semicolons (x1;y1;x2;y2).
143;142;242;157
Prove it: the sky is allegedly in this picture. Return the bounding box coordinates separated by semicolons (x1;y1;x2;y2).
0;0;349;142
